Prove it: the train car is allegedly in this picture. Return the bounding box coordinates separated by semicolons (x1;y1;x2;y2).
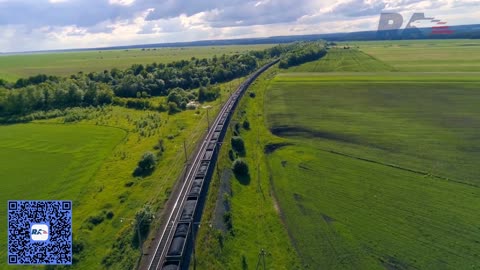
188;177;204;198
162;261;180;270
179;198;197;222
196;161;210;178
206;142;216;151
166;222;190;259
211;131;221;142
214;124;223;132
202;149;214;161
218;117;226;125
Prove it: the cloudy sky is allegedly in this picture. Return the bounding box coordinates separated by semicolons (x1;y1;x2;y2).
0;0;479;52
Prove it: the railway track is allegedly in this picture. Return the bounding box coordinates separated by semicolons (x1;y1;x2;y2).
146;59;279;270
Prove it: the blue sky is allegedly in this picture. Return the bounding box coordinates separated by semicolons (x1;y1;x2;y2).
0;0;479;52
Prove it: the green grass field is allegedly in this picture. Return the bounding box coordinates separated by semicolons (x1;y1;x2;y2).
0;45;273;81
268;73;480;185
264;73;480;269
356;39;480;72
0;124;126;265
260;47;480;269
284;48;394;72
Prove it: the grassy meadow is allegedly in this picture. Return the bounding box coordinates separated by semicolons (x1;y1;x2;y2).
355;39;480;72
263;47;480;269
196;43;480;270
0;44;273;81
265;73;480;269
268;73;480;185
0;124;126;263
283;48;394;72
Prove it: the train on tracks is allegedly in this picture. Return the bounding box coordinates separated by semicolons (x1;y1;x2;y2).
149;59;279;270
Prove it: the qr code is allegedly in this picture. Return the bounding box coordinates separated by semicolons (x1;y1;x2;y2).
8;200;72;265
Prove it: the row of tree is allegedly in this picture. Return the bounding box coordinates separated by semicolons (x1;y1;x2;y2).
0;42;326;118
0;81;114;116
279;41;327;69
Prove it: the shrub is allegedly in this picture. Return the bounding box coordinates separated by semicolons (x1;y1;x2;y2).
106;211;114;219
168;102;180;114
223;211;233;232
242;120;250;130
87;213;105;226
133;151;157;176
231;136;245;153
234;122;241;134
153;139;165;152
232;159;249;176
228;149;235;161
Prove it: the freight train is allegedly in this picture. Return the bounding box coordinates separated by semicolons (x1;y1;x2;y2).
159;59;279;270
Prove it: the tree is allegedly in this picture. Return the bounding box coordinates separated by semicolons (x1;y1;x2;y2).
232;159;249;176
96;84;114;105
198;85;220;102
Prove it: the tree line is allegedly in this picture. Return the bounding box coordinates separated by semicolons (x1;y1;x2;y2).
279;41;326;69
0;42;325;118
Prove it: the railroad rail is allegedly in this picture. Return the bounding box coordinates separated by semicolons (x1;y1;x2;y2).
147;59;279;270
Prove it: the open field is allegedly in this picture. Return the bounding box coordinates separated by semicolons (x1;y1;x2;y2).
264;71;480;269
355;39;480;72
0;44;273;81
268;73;480;185
284;48;394;72
0;123;126;266
267;144;480;269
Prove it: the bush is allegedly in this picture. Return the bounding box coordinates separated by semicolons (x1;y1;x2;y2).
242;120;250;130
168;102;180;114
133;151;157;176
228;149;235;161
231;136;245;154
153;139;165;152
234;122;241;134
106;211;114;219
87;213;105;226
223;211;233;232
232;159;249;176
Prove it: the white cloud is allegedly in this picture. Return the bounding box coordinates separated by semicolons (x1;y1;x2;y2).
109;0;136;6
0;0;478;52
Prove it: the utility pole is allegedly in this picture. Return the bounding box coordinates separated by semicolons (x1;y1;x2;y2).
206;108;211;131
255;249;267;270
120;206;155;259
120;217;142;253
183;139;188;163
